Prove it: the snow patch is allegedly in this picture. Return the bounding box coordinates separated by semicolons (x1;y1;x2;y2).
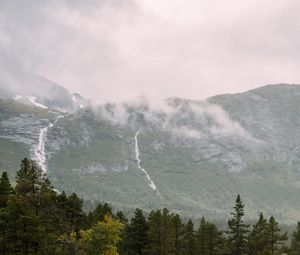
27;96;48;109
72;95;84;109
13;95;23;100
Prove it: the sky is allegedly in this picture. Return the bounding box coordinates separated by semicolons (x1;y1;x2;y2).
1;0;300;102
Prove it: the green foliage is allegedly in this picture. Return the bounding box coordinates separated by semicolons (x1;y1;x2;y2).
182;219;196;255
248;212;269;255
172;214;184;255
80;215;124;255
0;158;297;254
266;216;288;254
147;208;175;255
196;217;225;255
290;222;300;255
227;195;250;255
15;158;42;195
88;202;113;225
0;171;14;208
124;208;148;255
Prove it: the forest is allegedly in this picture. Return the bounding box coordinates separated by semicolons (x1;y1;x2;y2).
0;158;300;254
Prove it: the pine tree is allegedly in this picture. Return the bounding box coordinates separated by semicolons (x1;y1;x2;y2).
205;222;225;255
148;210;162;255
248;212;269;255
0;171;14;208
290;222;300;255
227;195;250;255
182;219;196;255
125;208;149;255
0;195;46;254
172;214;184;255
265;216;287;254
147;209;175;255
89;202;113;225
196;217;224;255
15;158;42;195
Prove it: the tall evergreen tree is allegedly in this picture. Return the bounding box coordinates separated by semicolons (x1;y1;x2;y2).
290;222;300;255
125;208;149;255
0;195;46;254
0;171;14;208
182;219;196;255
265;216;287;254
205;222;224;255
172;214;184;255
88;202;113;225
196;217;224;255
227;195;250;255
247;212;269;255
15;158;42;195
148;209;175;255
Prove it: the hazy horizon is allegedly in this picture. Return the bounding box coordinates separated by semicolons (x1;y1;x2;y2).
1;0;300;102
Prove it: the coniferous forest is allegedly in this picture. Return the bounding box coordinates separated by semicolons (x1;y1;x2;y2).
1;158;300;254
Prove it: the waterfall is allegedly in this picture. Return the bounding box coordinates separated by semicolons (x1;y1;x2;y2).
134;130;158;192
34;116;63;173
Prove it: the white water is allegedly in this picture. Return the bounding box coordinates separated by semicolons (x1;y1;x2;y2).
34;116;63;173
134;130;158;191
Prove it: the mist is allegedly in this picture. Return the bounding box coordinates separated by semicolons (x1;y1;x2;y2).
1;0;300;102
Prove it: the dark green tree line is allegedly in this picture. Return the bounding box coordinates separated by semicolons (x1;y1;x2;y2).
0;158;295;254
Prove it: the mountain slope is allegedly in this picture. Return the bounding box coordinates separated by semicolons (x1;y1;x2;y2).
1;83;300;222
44;84;300;223
0;68;89;112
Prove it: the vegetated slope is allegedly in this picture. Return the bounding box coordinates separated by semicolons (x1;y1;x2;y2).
0;70;89;177
43;84;300;223
0;98;57;179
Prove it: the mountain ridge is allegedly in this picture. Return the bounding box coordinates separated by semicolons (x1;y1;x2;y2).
0;81;300;222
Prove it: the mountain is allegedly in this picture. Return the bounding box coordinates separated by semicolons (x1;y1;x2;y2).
1;81;300;223
0;68;89;112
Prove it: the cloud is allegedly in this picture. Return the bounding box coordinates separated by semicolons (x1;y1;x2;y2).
1;0;300;102
94;96;257;142
189;103;253;139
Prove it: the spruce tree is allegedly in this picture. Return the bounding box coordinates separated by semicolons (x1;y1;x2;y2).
0;171;14;208
291;222;300;255
197;217;208;255
248;212;269;255
227;195;250;255
266;216;287;254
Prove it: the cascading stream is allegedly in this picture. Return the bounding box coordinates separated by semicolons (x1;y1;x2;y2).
34;116;63;173
134;130;158;192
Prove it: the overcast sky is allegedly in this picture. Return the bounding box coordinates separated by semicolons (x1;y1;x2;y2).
1;0;300;102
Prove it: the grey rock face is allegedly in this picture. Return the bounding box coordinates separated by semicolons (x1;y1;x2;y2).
2;84;300;223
